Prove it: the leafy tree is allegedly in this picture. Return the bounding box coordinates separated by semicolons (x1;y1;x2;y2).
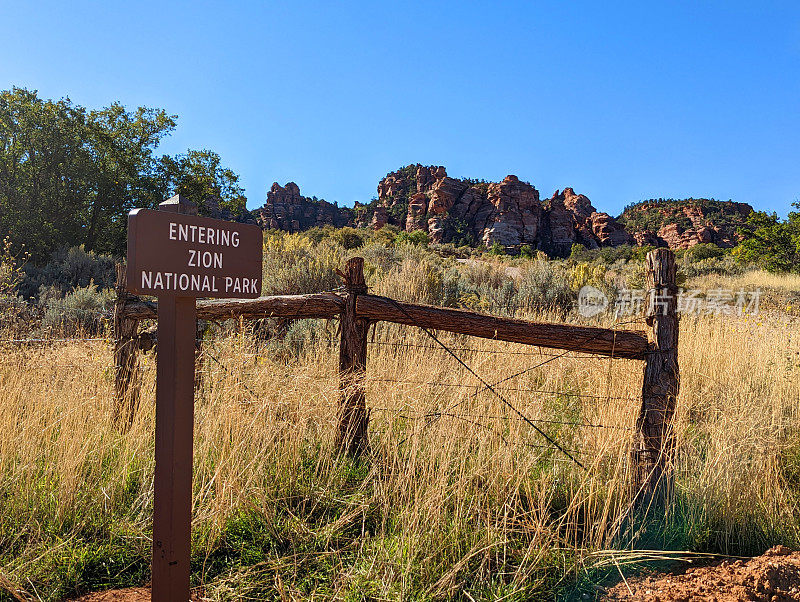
332;227;364;250
736;205;800;273
0;87;176;260
158;149;249;219
395;230;429;247
0;88;250;262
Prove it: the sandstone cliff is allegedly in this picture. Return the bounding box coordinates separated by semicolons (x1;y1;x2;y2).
618;199;752;249
251;166;753;254
370;165;637;256
254;182;351;232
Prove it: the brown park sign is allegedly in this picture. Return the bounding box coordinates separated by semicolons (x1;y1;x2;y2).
127;208;263;298
126;200;263;602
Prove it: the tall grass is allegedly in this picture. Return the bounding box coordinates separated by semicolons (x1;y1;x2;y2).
1;235;799;600
1;307;799;599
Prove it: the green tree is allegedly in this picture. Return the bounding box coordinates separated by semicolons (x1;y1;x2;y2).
0;87;176;260
332;227;364;250
159;149;249;219
736;205;800;273
395;230;429;246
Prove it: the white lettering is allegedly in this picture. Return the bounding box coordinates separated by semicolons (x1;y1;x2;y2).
142;271;152;289
169;223;177;240
231;232;240;247
179;274;189;290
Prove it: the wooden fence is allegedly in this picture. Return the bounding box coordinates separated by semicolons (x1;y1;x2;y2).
113;250;679;499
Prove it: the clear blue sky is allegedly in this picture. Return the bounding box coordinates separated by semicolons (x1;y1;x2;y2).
1;1;798;215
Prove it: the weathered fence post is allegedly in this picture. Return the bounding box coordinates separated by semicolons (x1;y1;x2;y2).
113;264;142;429
634;248;680;501
336;257;370;455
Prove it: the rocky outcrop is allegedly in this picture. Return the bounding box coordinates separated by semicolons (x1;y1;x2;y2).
620;199;752;249
372;167;634;255
255;182;350;232
371;167;646;255
406;192;429;232
589;212;633;246
252;166;753;254
535;189;632;255
482;176;541;247
370;204;387;230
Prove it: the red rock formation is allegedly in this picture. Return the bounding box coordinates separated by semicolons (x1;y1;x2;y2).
633;231;661;247
255;182;349;232
621;200;752;249
428;177;468;215
482;175;541;248
588;212;633;246
370;204;388;230
543;191;577;255
255;167;753;255
406;192;429;232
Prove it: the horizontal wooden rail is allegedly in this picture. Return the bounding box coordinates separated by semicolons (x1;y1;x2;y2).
122;293;344;321
119;291;648;359
355;295;649;359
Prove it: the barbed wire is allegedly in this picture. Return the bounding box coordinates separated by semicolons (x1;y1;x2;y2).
367;339;602;359
0;337;109;345
366;376;639;402
371;406;633;432
202;346;264;403
367;294;590;469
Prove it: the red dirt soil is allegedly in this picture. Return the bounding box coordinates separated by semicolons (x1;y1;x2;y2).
605;545;800;601
69;587;205;601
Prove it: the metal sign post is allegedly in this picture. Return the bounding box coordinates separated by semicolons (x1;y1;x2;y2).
126;195;262;601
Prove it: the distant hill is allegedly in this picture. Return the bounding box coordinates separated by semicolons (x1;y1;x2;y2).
251;166;755;254
618;198;754;249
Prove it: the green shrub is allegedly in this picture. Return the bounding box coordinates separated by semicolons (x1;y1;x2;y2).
20;246;116;300
516;261;574;315
0;237;26;299
41;283;113;336
331;227;364;250
372;225;399;246
686;243;726;261
261;233;345;295
487;242;505;256
395;230;429;247
301;225;336;244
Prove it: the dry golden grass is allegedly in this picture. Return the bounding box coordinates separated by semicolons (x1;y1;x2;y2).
1;285;799;599
687;270;800;294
